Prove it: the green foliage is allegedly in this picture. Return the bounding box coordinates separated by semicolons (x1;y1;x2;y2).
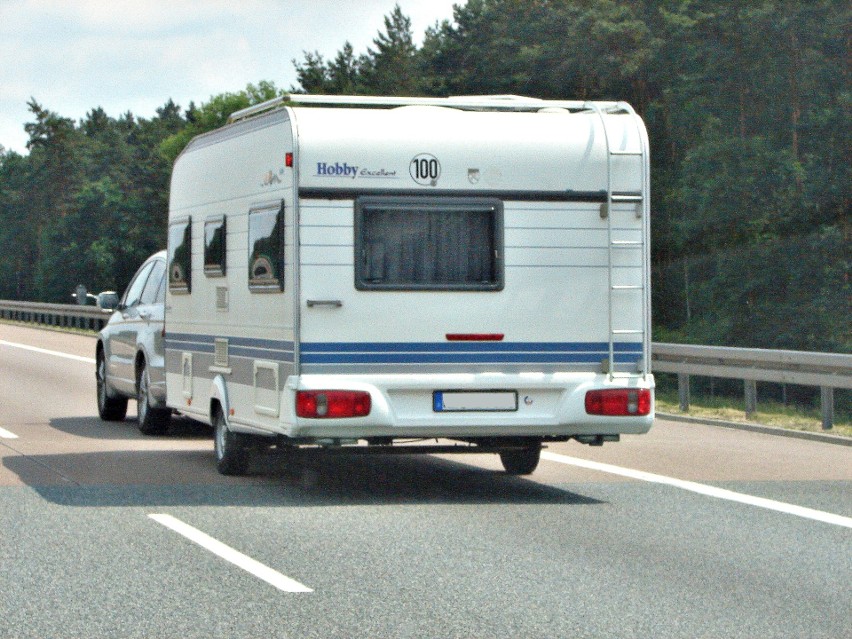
159;81;282;165
0;1;847;353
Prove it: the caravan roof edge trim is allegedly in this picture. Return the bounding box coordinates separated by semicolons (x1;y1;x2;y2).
227;94;627;123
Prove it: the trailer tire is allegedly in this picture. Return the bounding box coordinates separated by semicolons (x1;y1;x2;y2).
97;349;127;421
213;409;250;476
136;360;170;435
499;445;541;475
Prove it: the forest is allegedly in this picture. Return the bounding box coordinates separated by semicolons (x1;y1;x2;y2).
0;0;848;354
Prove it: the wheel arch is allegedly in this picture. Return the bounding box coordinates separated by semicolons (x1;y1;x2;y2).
208;374;230;426
134;349;147;384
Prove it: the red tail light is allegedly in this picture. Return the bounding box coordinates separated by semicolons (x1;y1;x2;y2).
296;391;371;418
585;389;651;416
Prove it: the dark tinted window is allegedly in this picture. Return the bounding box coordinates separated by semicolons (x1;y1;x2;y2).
204;217;226;276
355;197;503;291
168;219;191;293
248;203;284;291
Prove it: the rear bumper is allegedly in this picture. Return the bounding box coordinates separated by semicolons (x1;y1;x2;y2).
278;372;654;440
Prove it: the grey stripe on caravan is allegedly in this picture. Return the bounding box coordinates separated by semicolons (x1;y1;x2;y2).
166;350;295;389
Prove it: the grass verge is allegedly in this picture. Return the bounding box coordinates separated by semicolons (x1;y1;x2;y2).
655;388;852;438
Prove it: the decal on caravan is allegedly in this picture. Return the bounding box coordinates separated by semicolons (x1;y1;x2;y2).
165;94;654;476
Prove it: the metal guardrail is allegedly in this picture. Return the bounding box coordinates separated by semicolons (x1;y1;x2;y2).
652;343;852;430
0;299;111;332
1;300;849;428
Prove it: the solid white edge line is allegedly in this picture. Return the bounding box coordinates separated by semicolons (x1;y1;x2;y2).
0;427;19;439
0;339;95;364
541;451;852;529
148;514;313;593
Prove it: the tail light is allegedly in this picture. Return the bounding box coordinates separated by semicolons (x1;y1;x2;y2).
296;390;371;418
585;388;651;416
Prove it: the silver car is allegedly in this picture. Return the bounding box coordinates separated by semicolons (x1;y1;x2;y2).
96;251;170;434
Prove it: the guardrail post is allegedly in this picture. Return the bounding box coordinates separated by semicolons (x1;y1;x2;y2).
820;386;834;430
744;380;757;419
678;374;690;412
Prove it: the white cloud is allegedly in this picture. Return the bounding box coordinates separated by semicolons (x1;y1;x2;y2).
0;0;458;154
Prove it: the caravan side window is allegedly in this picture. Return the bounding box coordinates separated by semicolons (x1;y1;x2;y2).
248;202;284;292
168;218;191;294
204;216;226;276
355;197;504;291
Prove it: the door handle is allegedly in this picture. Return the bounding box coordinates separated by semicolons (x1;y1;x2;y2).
139;310;151;320
306;300;342;308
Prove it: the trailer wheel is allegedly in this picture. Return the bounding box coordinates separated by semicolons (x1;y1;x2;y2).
213;409;250;476
136;360;170;435
97;349;127;421
499;445;541;475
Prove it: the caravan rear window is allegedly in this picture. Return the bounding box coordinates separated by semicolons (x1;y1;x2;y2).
355;197;503;291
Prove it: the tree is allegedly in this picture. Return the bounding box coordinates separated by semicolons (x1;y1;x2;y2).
292;6;421;97
359;4;421;95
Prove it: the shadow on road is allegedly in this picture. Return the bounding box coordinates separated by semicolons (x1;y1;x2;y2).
47;414;211;440
4;419;605;509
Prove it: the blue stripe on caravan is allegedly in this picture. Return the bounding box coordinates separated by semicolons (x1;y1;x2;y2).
300;342;642;365
165;333;295;363
301;352;641;365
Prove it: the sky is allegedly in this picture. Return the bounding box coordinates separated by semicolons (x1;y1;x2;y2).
0;0;459;155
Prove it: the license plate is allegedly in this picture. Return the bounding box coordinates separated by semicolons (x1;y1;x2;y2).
433;391;518;412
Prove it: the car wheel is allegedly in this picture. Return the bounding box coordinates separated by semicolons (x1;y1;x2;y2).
213;409;250;476
499;445;541;475
97;350;128;421
136;359;170;435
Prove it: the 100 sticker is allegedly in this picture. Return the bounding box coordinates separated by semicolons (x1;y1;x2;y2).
410;153;440;186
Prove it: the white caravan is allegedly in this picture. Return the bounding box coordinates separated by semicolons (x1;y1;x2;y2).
165;94;654;475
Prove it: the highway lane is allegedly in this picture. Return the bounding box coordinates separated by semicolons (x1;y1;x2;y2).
1;323;850;638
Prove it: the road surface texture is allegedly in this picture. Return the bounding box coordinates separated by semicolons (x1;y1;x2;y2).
1;323;850;638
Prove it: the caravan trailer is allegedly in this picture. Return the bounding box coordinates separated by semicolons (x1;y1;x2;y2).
165;94;654;476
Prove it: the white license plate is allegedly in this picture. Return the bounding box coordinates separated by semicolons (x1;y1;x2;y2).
433;391;518;412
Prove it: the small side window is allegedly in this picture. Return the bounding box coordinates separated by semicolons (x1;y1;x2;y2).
248;203;284;292
154;270;166;304
168;218;191;294
140;259;166;305
204;216;226;276
122;261;156;308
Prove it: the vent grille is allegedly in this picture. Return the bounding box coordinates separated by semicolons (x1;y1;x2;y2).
214;338;229;367
181;353;193;399
216;286;228;311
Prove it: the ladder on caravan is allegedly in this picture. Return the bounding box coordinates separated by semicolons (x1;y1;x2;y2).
586;102;651;381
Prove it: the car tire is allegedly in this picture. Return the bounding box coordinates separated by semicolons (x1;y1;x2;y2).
499;445;541;475
137;359;170;435
97;350;128;421
214;409;250;476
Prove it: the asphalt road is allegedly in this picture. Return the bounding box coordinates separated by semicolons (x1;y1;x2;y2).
1;323;850;638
